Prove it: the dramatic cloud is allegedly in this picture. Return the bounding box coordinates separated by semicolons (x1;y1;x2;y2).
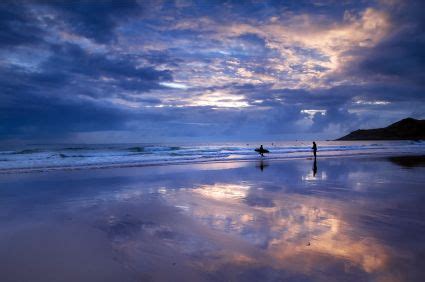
0;2;45;47
0;0;424;142
41;0;142;43
346;1;425;85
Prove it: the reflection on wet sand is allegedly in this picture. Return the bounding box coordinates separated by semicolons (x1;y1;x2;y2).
193;183;251;201
388;155;425;168
165;185;390;279
256;160;269;171
0;156;424;281
303;164;326;181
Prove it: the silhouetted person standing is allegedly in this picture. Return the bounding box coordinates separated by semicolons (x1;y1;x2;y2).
312;142;317;159
260;145;264;157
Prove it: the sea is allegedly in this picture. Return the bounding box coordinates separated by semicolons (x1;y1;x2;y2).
1;140;424;173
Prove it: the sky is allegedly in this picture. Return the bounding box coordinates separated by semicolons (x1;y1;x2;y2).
0;0;424;143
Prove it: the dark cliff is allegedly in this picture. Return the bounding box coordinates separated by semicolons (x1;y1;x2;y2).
337;118;425;141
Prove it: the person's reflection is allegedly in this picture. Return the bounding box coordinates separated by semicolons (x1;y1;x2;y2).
257;160;269;171
312;158;318;177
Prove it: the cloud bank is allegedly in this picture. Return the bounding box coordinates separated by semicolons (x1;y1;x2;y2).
0;0;424;142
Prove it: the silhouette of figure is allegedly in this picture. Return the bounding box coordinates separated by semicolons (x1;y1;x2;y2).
255;145;269;157
313;158;317;177
312;142;317;159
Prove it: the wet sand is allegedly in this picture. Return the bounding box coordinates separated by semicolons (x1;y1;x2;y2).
0;155;425;281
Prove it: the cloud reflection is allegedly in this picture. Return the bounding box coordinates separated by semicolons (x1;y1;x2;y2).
193;183;251;201
164;181;391;278
2;157;422;281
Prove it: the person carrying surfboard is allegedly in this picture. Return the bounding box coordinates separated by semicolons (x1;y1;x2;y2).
255;145;269;157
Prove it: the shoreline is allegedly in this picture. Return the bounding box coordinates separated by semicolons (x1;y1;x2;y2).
1;150;424;175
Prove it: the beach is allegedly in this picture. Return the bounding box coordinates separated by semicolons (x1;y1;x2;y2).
1;154;425;281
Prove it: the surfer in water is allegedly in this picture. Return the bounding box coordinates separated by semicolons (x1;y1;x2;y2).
312;141;317;159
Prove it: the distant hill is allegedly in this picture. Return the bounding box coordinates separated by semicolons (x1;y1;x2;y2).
337;118;425;141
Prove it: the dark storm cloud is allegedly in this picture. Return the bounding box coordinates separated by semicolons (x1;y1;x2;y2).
0;42;172;98
345;0;425;85
0;2;45;47
44;43;172;93
0;46;175;138
0;94;130;138
41;0;142;43
0;60;172;140
143;50;183;67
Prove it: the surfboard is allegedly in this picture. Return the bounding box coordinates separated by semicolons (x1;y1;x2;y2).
255;148;269;154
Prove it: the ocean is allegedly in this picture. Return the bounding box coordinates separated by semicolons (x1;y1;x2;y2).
1;140;424;173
